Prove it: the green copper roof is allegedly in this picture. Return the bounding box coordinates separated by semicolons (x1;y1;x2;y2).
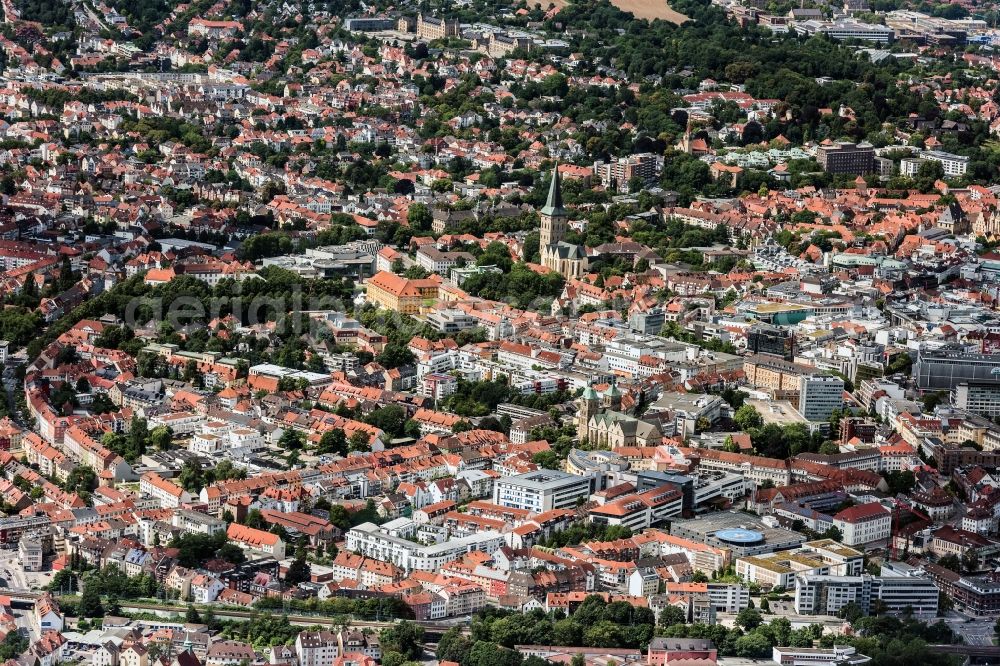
582;385;599;400
540;163;566;217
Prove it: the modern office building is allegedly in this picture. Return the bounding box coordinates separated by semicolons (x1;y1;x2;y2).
794;573;877;615
793;18;893;43
794;567;938;617
737;550;830;590
816;141;876;174
798;375;845;422
707;582;751;614
914;347;1000;390
773;646;870;666
492;470;595;512
877;562;940;617
747;323;795;360
343;17;395;31
953;382;1000;416
799;540;865;576
884;10;974;45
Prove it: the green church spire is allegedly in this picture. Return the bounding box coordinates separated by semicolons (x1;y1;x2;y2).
540;162;565;217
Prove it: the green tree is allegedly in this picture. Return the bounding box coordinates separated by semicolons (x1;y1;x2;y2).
735;632;771;658
285;547;311;586
317;428;348;456
467;640;522;666
64;465;97;493
279;428;305;450
659;605;686;627
364;405;408;438
79;579;104;618
244;509;266;530
377;343;415;369
149;425;173;451
381;621;425;661
532;450;562;470
186;604;202;623
407;203;432;232
0;631;27;661
734;404;763;431
937;554;961;573
735;607;763;631
839;601;864;623
437;627;473;663
216;543;246;565
178;461;205;493
349;431;371;452
819;441;841;455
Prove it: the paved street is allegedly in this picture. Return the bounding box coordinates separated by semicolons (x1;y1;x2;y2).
943;612;996;646
0;551;25;589
0;550;53;592
13;610;35;644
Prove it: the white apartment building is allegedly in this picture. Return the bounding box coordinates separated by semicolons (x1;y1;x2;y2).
139;472;193;508
19;537;42;572
190;426;265;455
148;411;205;436
190;432;225;455
172;509;226;536
345;521;505;572
493;471;594;512
920;149;970;177
420;373;458;401
416;351;458;379
295;631;339;666
707;582;750;614
604;336;691;377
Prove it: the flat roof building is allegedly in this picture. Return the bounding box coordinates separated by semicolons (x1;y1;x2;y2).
671;512;805;558
816;141;876;174
493;471;595;513
915;347;1000;390
798;375;845;422
793;19;893;43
